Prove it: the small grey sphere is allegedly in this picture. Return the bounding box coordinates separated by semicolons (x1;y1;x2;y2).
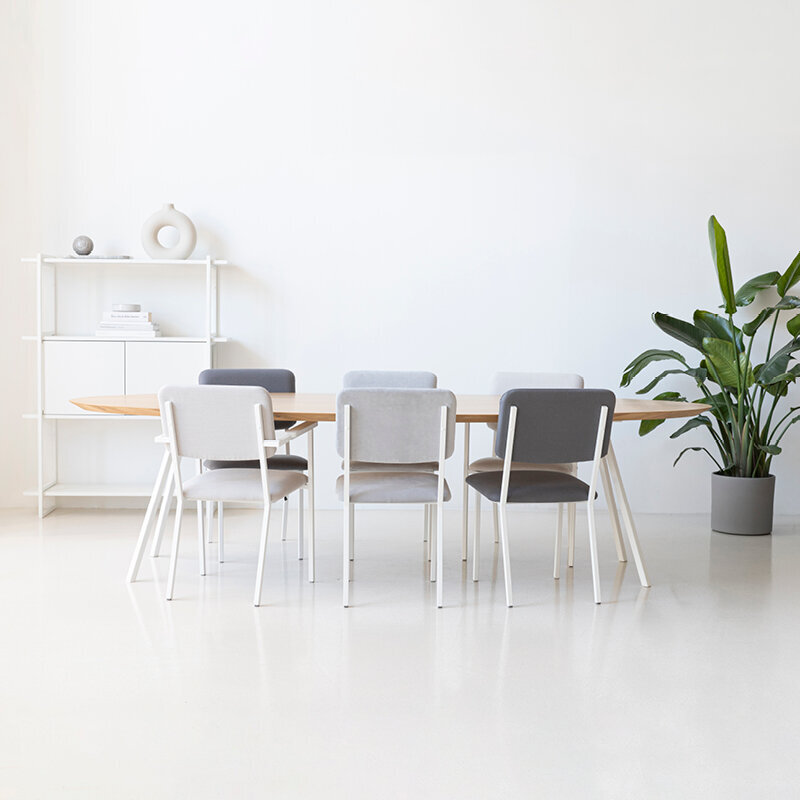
73;235;94;256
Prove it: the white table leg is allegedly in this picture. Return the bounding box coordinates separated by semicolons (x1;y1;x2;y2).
127;449;170;583
307;427;315;583
600;459;627;562
461;422;470;561
605;443;650;587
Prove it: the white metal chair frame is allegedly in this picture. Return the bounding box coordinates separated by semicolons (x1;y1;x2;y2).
341;403;450;609
160;398;317;605
483;403;611;606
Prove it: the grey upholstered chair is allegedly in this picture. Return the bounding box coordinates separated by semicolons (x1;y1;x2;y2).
158;385;315;605
467;372;588;568
466;388;615;605
196;368;314;575
336;387;456;608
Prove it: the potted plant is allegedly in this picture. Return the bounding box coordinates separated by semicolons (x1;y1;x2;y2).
620;216;800;535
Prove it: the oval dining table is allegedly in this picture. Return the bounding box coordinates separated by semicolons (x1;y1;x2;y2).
71;393;709;593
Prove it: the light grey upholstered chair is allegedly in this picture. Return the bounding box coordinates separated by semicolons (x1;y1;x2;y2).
158;385;316;605
336;387;456;608
466;389;615;605
342;370;440;558
467;373;596;570
194;368;314;577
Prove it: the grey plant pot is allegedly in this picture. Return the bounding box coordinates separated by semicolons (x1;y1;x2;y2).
711;472;775;535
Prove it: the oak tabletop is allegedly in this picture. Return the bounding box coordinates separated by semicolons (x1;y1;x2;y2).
70;393;710;423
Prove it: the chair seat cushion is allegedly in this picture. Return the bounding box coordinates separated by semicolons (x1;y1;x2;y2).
183;468;307;503
343;460;438;473
204;454;308;471
466;470;594;504
468;457;573;474
336;472;451;503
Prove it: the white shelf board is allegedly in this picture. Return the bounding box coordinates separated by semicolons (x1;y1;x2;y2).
24;483;155;498
35;335;227;343
22;257;227;266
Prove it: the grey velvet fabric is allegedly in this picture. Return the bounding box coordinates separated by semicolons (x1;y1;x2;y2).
466;470;594;504
336;388;456;463
199;368;296;430
495;389;615;464
487;372;584;431
342;370;437;389
205;454;308;472
345;460;437;472
159;385;276;461
336;472;451;503
183;468;307;503
468;456;573;474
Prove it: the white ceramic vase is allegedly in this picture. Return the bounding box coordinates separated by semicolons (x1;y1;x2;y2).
141;203;197;260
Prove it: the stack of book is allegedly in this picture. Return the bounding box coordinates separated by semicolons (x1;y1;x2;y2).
95;304;161;338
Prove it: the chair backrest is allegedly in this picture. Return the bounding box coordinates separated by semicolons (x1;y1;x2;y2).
337;388;456;464
199;368;296;430
159;385;276;461
495;389;615;464
342;370;437;389
491;372;584;393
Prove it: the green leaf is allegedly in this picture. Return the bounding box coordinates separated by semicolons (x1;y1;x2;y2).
742;308;775;337
776;251;800;297
734;271;780;307
620;348;688;388
669;416;713;439
673;446;723;470
774;295;800;309
788;314;800;337
635;369;688;395
708;216;736;313
758;336;800;384
756;444;782;455
652;312;706;351
702;337;754;388
637;390;684;436
693;310;743;349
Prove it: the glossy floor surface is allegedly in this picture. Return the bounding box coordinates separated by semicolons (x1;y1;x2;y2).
1;507;798;799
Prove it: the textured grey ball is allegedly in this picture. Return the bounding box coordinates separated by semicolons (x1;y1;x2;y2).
73;235;94;256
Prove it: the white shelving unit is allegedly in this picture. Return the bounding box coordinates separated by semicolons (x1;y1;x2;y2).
23;254;229;517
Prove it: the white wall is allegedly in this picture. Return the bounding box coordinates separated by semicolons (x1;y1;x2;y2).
3;0;800;512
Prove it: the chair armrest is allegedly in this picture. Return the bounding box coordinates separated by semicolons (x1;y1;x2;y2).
263;420;317;448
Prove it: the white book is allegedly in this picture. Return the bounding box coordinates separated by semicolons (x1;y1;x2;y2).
102;311;151;321
97;322;159;330
95;330;161;338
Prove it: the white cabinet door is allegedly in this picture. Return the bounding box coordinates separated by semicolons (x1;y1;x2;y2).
125;342;209;394
43;341;125;414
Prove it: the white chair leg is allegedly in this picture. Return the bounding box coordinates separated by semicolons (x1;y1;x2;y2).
600;458;627;563
196;501;206;576
426;505;432;562
567;503;576;567
472;491;481;582
150;470;174;557
343;502;352;607
436;499;444;607
587;501;602;604
207;500;213;543
297;488;304;561
498;503;513;608
423;504;429;543
554;503;563;580
429;509;437;582
253;503;273;607
349;504;355;562
281;497;288;541
217;501;224;563
492;502;499;544
166;496;184;601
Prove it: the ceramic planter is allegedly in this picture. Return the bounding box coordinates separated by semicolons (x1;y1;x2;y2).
711;472;775;535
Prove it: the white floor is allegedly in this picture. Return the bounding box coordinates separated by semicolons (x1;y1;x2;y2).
0;505;798;799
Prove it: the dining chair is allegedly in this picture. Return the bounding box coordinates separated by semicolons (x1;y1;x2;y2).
342;370;439;560
466;388;615;605
195;368;315;578
158;385;316;605
336;387;456;608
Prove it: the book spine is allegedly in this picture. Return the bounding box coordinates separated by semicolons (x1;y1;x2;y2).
102;311;151;321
